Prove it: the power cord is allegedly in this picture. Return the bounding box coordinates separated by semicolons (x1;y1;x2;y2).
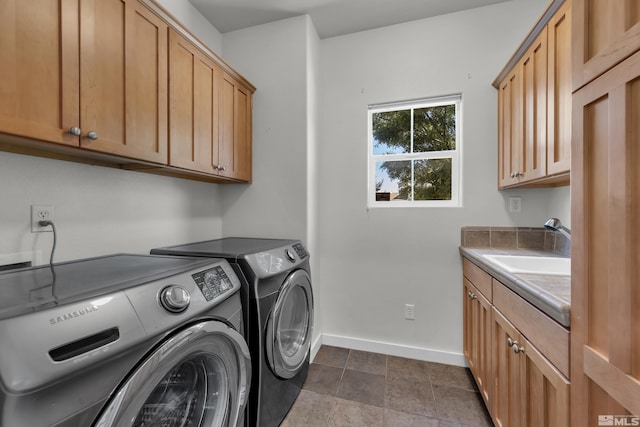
28;220;59;304
39;220;57;266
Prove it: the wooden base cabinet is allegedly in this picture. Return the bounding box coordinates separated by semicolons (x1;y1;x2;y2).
462;259;571;427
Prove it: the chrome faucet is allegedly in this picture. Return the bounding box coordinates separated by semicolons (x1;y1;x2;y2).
544;218;571;240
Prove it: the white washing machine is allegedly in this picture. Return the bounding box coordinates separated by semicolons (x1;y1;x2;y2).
151;238;313;427
0;254;251;427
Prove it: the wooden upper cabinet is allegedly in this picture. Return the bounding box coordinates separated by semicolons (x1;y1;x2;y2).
167;29;253;182
0;0;79;146
0;0;253;182
572;0;640;91
0;0;168;163
495;0;571;189
168;29;220;174
80;0;168;163
498;29;547;187
219;72;253;182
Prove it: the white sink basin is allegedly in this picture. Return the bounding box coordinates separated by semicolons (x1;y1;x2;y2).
482;254;570;276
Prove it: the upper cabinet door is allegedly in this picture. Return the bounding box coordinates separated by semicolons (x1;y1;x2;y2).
80;0;168;163
0;0;79;146
547;0;571;175
572;0;640;91
520;28;548;183
219;72;252;182
498;68;522;188
168;28;220;174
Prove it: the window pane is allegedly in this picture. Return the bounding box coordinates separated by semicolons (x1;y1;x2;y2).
372;110;410;154
413;158;452;200
413;104;456;152
375;160;411;201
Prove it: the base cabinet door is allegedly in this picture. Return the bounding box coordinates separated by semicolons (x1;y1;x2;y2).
492;308;523;427
493;308;570;427
463;279;493;406
522;339;570;426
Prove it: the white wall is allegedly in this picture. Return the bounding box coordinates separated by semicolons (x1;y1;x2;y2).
220;16;312;241
0;0;224;267
317;0;559;364
0;152;223;266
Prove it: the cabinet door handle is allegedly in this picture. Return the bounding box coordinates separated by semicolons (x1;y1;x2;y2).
69;127;82;136
513;344;525;354
86;131;98;141
507;337;514;347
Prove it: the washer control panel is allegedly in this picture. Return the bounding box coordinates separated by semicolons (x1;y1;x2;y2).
192;266;234;301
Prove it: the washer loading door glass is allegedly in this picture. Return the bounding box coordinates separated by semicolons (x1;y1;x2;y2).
266;269;313;379
94;321;251;427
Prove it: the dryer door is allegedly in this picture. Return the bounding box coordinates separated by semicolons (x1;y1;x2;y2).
266;269;314;379
94;321;251;427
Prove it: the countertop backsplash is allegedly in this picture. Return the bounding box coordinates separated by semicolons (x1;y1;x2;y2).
460;226;570;257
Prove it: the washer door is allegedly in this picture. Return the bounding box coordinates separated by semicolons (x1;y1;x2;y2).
94;321;251;427
266;269;314;379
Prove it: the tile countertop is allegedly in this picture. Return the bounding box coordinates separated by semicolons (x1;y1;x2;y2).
460;247;570;328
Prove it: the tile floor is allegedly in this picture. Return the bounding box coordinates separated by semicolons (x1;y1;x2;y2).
281;346;493;427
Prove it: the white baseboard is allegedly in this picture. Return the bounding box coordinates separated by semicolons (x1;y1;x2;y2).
314;334;468;367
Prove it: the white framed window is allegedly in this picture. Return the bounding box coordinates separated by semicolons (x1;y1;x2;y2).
368;94;462;208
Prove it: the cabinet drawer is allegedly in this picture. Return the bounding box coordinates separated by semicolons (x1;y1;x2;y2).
493;278;569;378
463;259;492;301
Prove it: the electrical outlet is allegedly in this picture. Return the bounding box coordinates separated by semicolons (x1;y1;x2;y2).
404;304;415;320
509;197;522;213
31;205;54;233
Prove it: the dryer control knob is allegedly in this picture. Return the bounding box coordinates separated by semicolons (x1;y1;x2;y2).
285;248;296;263
160;286;190;313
